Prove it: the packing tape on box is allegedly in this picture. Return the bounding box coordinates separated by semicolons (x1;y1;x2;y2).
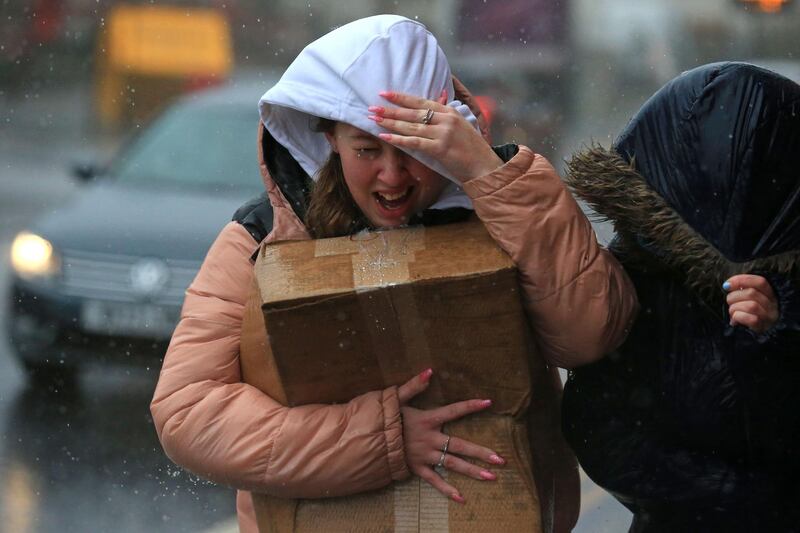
314;227;424;288
318;227;452;529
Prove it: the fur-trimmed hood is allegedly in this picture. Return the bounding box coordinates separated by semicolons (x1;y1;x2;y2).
566;62;800;305
566;145;800;305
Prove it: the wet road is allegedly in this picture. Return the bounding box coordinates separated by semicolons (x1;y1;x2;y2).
0;368;235;532
0;86;236;532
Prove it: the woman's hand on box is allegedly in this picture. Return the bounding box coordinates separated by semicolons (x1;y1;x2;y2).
398;369;505;504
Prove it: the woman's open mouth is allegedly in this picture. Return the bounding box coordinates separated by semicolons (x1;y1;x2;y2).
374;187;413;211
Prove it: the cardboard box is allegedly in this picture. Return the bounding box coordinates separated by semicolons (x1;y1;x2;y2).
240;220;543;532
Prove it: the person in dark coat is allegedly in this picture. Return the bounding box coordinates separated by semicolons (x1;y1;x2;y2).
562;61;800;532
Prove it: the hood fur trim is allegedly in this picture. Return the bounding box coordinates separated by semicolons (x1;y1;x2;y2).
566;145;800;307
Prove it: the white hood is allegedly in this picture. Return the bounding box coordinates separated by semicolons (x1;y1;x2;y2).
259;15;478;210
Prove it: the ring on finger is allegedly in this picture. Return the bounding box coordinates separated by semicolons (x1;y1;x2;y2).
435;435;451;470
421;108;435;125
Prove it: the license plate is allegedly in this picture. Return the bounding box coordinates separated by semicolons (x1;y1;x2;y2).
80;300;179;339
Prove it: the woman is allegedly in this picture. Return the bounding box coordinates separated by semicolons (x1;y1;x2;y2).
151;15;637;532
563;62;800;531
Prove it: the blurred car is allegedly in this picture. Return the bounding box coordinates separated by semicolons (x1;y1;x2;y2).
7;80;273;387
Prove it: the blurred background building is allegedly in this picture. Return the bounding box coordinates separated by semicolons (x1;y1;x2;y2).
0;1;798;532
2;0;798;161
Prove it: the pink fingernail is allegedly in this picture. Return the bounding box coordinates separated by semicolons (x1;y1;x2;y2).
378;133;392;140
420;368;433;382
367;114;383;122
368;105;384;113
379;91;394;99
480;399;492;408
479;470;496;481
451;492;465;504
489;454;505;465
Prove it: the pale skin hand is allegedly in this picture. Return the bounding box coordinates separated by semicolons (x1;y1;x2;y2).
397;368;506;504
367;91;504;183
724;274;779;333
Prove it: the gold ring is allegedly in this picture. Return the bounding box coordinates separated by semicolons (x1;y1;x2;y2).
421;108;435;125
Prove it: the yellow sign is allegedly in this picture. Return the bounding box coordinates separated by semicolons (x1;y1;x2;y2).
95;4;233;128
102;4;232;76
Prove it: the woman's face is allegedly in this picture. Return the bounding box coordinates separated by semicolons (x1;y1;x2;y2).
325;122;449;228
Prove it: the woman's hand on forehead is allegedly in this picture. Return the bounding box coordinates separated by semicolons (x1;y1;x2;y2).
367;91;503;183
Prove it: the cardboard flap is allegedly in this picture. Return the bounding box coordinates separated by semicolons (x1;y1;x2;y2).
254;221;515;305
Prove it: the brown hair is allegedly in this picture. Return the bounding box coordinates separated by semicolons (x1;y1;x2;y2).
305;119;369;238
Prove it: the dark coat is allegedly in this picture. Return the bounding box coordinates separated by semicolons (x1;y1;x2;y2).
562;62;800;532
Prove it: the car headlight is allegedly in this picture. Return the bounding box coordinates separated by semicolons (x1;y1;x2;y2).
10;231;60;279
